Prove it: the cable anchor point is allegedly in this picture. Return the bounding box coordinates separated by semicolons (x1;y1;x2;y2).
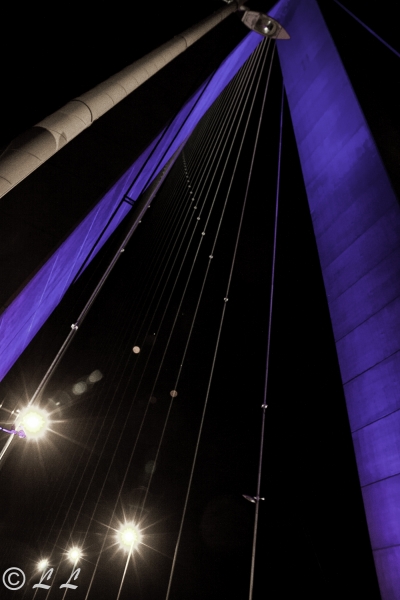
243;495;265;503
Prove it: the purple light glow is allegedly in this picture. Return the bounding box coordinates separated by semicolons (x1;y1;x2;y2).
0;427;26;438
0;30;263;384
272;0;400;597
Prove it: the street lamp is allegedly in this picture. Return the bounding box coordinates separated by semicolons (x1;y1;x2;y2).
67;547;82;563
117;523;142;553
38;559;49;571
115;523;142;600
241;11;290;39
16;406;49;440
0;405;50;466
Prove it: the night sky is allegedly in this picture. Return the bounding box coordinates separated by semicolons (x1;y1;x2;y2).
0;1;398;598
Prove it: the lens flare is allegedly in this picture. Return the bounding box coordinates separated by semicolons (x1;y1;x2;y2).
16;407;49;439
38;559;49;571
72;382;87;395
67;547;82;563
88;369;103;383
117;524;142;552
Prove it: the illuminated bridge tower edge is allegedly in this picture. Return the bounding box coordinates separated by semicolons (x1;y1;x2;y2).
271;0;400;597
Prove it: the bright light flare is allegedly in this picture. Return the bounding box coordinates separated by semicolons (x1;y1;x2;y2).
72;381;87;395
117;524;142;552
16;407;49;439
38;559;49;571
67;547;82;563
88;369;103;383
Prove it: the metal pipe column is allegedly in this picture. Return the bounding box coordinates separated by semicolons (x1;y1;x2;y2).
0;1;246;198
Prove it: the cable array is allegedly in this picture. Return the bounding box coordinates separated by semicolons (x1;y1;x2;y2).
1;33;281;600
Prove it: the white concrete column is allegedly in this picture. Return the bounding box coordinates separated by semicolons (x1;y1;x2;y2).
0;1;246;198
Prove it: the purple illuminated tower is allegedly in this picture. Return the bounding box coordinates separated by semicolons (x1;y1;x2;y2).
270;0;400;597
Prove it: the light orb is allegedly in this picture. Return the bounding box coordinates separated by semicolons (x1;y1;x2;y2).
117;524;142;552
170;390;178;398
16;407;49;439
38;559;49;571
132;346;141;354
88;369;103;383
72;381;87;395
145;460;156;474
67;547;82;563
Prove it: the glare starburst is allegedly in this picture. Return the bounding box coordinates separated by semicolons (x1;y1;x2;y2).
16;407;49;439
117;523;142;552
67;547;82;563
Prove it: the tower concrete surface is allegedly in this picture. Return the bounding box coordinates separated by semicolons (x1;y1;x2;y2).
270;0;400;597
